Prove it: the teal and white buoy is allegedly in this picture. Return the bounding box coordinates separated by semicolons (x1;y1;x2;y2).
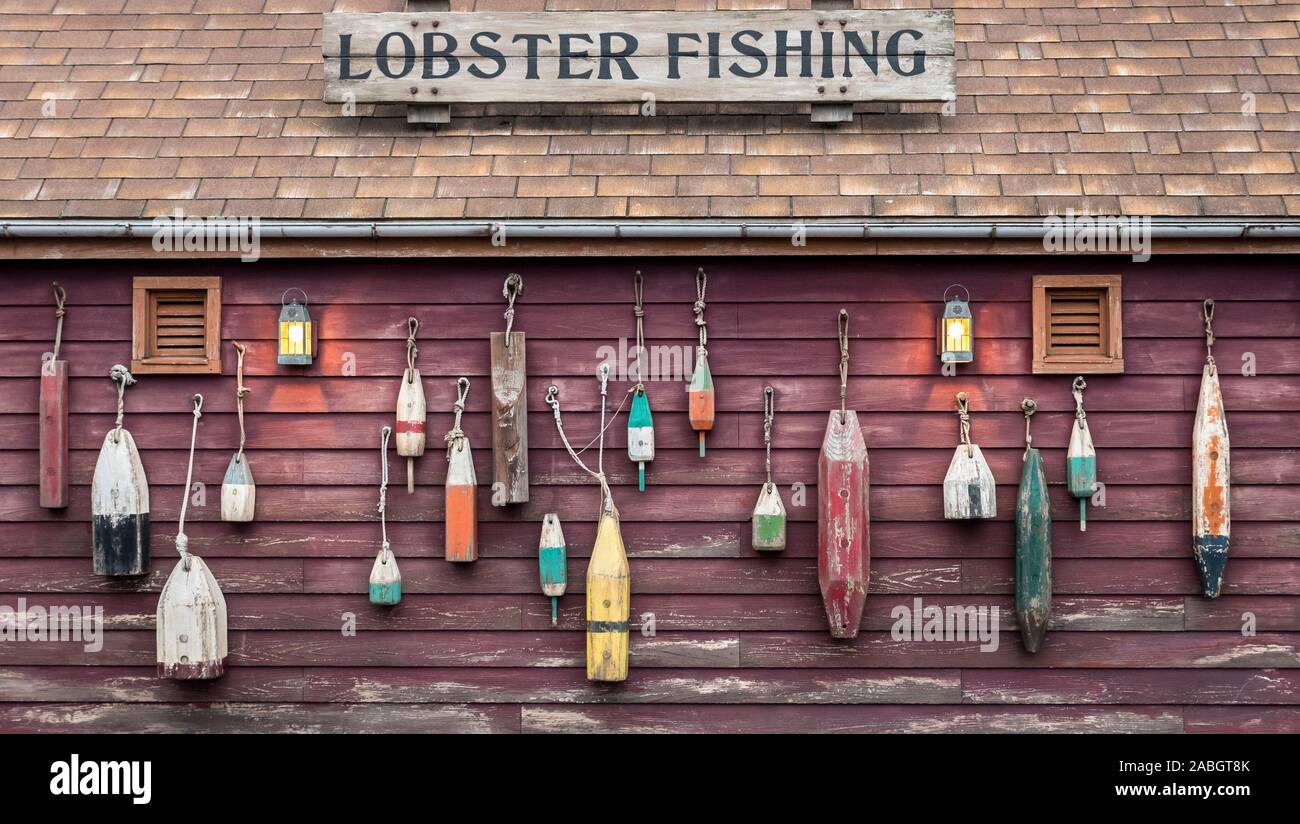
538;513;567;626
627;272;655;491
1067;376;1097;532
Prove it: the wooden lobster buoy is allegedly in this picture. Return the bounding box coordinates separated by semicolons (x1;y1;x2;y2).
1067;376;1097;532
818;310;869;638
627;272;654;491
444;377;477;562
396;316;426;494
1194;299;1230;598
943;392;996;519
688;267;714;457
490;273;529;505
369;425;401;605
221;341;255;523
40;283;69;509
538;513;567;626
92;365;149;577
752;386;786;551
547;366;630;682
1016;398;1052;653
157;394;228;680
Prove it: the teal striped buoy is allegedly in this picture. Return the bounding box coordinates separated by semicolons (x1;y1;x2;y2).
628;388;654;492
538;513;567;626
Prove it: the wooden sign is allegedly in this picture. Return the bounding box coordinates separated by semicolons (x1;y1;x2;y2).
40;283;69;509
323;11;955;106
1194;299;1230;598
1015;399;1052;654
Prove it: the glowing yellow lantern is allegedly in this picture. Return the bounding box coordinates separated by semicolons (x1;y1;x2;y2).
940;284;973;364
278;288;313;366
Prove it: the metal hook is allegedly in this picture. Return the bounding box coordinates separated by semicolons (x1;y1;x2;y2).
943;283;971;304
281;287;308;307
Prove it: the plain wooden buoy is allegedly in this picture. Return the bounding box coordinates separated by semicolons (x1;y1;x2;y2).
943;392;997;520
369;425;402;605
627;271;654;491
1066;376;1097;532
396;316;427;495
221;340;255;523
490;273;529;505
1016;398;1052;654
445;377;477;563
40;283;69;509
538;513;567;626
546;367;630;682
157;394;228;680
1193;299;1231;598
688;267;714;457
818;310;869;638
92;365;149;577
751;386;787;551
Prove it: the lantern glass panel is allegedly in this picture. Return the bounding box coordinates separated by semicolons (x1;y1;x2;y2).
277;299;313;365
940;296;973;364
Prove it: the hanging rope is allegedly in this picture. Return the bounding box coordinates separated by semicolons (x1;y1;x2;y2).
503;273;523;347
445;377;470;457
1202;298;1216;372
51;282;67;361
956;392;972;457
176;394;203;570
231;341;249;462
763;385;775;490
633;271;646;390
546;373;618;516
405;316;419;380
109;364;136;443
1021;398;1037;460
837;309;850;423
694;267;708;351
377;425;392;559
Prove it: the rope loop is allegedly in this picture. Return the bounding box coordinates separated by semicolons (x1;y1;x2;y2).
176;393;203;570
1202;298;1216;370
1021;397;1037;458
762;385;775;488
109;364;136;441
1072;376;1088;427
956;392;972;455
694;267;708;350
233;341;249;461
632;270;646;388
445;377;470;457
51;282;67;361
503;273;523;343
405;316;420;379
377;425;392;550
837;309;850;422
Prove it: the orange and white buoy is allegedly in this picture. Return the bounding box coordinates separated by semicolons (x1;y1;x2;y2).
444;377;477;563
688;267;714;457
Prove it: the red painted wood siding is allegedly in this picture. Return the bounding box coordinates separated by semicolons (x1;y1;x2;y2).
0;258;1297;734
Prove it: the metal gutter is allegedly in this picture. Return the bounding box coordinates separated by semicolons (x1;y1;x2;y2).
3;218;1300;240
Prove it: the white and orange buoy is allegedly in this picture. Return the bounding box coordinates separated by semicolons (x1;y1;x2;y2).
396;316;427;494
1193;299;1231;598
445;377;478;563
688;267;714;457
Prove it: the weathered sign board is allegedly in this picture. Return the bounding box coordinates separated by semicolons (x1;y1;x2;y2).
323;11;955;106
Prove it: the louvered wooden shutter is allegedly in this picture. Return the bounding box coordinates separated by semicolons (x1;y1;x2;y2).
132;277;222;374
1032;275;1124;374
1045;289;1106;356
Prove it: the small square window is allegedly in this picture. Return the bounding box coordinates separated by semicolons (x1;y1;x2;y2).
1032;275;1124;374
131;276;222;375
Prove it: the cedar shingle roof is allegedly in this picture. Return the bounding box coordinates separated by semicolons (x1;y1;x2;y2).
2;0;1299;220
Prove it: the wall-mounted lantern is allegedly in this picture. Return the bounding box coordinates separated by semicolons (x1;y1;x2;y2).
939;284;973;365
278;288;313;366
